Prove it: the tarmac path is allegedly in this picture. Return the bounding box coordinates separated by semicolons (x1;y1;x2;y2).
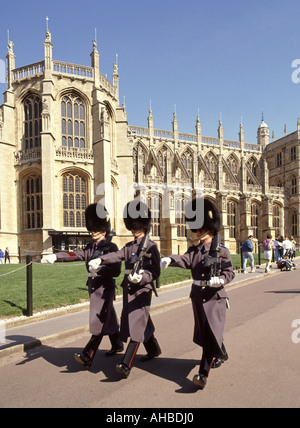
0;268;299;409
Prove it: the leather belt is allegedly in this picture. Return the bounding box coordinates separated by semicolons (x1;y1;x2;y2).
193;280;208;287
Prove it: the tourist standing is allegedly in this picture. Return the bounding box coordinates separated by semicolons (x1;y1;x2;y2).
241;236;255;273
263;234;274;273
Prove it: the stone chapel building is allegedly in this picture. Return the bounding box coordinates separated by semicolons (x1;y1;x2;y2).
0;29;298;262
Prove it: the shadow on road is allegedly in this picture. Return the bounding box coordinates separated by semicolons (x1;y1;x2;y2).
265;289;300;294
15;344;201;394
134;356;201;394
100;354;200;394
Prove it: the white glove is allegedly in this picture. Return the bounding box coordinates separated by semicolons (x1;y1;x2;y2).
88;258;102;271
45;254;57;264
160;257;172;269
128;272;143;284
90;267;103;277
207;277;225;288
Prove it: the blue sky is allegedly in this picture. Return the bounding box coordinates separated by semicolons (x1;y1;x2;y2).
1;0;300;144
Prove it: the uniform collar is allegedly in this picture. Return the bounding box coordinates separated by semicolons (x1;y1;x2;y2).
94;239;106;249
199;241;212;254
133;237;144;245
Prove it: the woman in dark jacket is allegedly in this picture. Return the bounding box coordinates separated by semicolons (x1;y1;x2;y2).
89;200;161;378
45;203;122;368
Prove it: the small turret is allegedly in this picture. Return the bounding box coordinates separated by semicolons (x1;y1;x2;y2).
43;21;53;75
257;110;269;148
112;57;119;103
90;38;100;87
196;114;201;145
6;39;15;90
218;117;223;149
239;122;244;152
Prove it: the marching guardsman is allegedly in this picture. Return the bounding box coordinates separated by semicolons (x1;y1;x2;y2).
45;203;123;368
89;200;161;378
161;198;235;390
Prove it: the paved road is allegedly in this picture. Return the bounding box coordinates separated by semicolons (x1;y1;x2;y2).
0;269;299;408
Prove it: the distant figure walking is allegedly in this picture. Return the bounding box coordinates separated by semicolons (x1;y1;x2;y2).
4;248;10;264
241;235;255;273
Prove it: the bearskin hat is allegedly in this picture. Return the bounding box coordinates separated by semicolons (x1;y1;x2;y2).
123;200;151;231
185;198;221;233
85;203;111;233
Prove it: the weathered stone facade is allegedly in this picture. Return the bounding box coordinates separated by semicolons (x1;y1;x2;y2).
0;30;297;262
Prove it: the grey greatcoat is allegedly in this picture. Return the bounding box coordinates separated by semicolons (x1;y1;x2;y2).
55;241;121;336
169;242;235;353
100;238;160;343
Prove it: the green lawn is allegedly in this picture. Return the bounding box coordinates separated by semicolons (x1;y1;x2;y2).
0;251;293;318
0;262;192;318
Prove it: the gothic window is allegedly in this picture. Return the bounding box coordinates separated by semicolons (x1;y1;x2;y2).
182;151;193;179
175;196;186;238
227;201;237;239
61;95;86;149
133;148;138;182
251;203;259;239
246;158;258;185
204;153;217;181
157;147;167;179
291;175;297;195
24;95;42;149
225;155;238;183
291;209;298;236
273;205;280;236
274;179;283;188
24;175;43;229
276;152;282;167
148;194;161;237
133;145;146;182
62;173;87;228
290;146;297;162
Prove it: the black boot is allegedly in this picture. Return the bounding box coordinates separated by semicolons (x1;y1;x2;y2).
211;352;229;368
211;344;229;369
105;332;124;357
116;340;140;378
193;374;207;390
115;363;131;378
140;335;162;362
74;334;103;368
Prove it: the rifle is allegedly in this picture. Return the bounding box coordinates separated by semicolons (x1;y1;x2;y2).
89;230;116;277
203;233;232;308
203;233;232;279
128;231;158;297
210;232;221;278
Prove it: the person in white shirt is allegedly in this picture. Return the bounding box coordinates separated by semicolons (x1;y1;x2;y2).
283;236;293;257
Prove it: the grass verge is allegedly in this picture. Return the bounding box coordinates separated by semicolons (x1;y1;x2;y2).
0;262;192;318
0;252;287;318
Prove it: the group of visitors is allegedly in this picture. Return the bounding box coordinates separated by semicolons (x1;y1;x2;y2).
274;235;297;271
0;247;10;264
242;234;297;273
273;235;296;262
